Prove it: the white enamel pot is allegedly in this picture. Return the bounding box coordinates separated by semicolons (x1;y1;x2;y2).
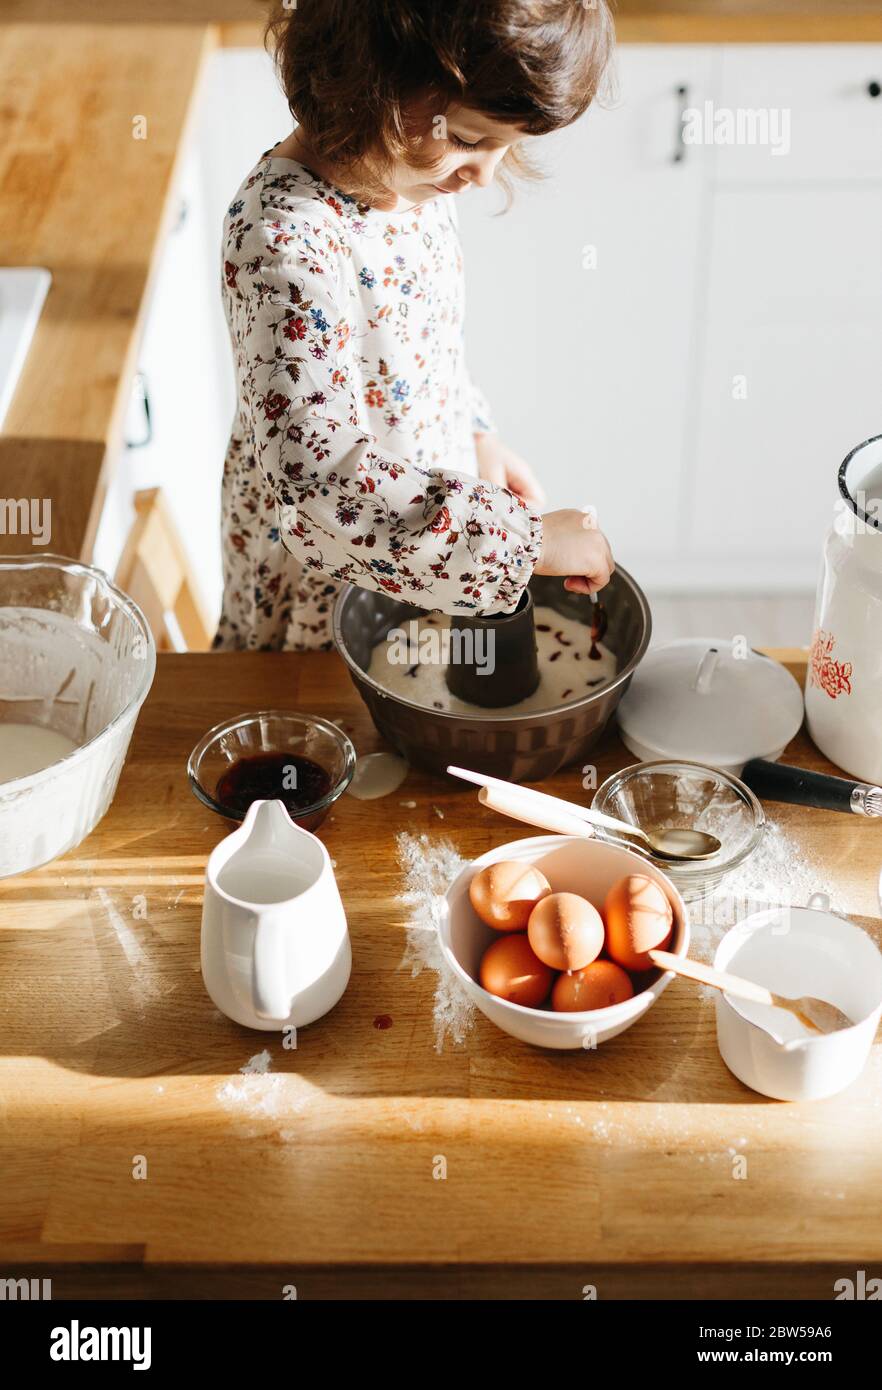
805;433;882;783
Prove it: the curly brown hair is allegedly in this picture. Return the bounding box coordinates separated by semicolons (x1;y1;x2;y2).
265;0;614;199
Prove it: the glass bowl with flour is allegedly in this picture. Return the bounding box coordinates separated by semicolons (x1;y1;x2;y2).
0;555;155;877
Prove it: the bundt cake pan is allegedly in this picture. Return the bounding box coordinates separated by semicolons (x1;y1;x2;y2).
332;570;652;782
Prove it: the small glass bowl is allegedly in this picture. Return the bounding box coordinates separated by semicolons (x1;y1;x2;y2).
187;711;356;831
592;760;765;902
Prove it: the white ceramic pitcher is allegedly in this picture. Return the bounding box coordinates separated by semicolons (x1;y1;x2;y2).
201;799;351;1031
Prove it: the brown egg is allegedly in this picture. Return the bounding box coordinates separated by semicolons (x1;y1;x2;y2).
468;860;552;932
552;959;635;1012
603;874;673;972
479;933;554;1008
527;892;605;972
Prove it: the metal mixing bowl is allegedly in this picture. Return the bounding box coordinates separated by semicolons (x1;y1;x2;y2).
332;570;652;781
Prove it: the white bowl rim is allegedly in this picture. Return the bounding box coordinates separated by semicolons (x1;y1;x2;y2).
0;553;157;794
439;833;690;1024
713;903;882;1044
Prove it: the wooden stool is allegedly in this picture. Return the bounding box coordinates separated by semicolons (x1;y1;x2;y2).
115;487;214;652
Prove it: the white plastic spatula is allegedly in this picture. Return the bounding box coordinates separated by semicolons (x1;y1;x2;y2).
450;765;721;861
477;783;598;841
649;949;854;1037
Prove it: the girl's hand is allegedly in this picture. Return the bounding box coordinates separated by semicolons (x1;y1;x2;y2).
475;433;547;508
535;509;615;595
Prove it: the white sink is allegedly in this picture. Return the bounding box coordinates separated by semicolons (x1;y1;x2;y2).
0;268;51;429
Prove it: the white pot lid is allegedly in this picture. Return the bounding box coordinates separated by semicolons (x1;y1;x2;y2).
617;639;804;769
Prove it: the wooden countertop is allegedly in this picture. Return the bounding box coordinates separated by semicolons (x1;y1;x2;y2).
0;23;212;447
2;648;881;1299
0;22;214;559
5;2;882;43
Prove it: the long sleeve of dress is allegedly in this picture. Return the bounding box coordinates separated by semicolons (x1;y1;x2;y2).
233;219;542;616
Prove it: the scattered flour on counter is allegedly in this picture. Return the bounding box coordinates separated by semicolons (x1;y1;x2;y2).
242;1049;272;1075
397;832;476;1051
93;885;163;1006
217;1049;310;1132
686;819;842;974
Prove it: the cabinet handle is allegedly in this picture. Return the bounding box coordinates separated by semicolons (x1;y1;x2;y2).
868;79;881;98
673;83;689;163
125;371;153;450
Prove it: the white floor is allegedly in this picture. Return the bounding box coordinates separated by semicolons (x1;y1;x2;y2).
646;593;815;651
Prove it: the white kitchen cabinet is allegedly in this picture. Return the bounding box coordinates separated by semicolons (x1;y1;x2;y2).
686;183;882;589
683;44;882;590
714;44;882;184
460;49;717;579
93;147;229;627
462;43;882;594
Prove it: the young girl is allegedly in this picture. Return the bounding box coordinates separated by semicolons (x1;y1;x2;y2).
214;0;615;652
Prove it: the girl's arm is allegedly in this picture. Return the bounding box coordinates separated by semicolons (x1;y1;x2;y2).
475;433;547;509
468;375;547;508
238;224;543;615
469;379;496;436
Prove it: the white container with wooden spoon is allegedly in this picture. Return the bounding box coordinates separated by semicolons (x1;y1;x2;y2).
649;948;855;1038
709;896;882;1100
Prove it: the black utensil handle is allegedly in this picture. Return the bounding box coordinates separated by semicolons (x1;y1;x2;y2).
741;759;859;813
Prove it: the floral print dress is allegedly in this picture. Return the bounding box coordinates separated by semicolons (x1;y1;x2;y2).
213;153;543;651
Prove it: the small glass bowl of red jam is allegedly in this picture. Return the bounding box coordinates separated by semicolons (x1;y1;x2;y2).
187;711;356;831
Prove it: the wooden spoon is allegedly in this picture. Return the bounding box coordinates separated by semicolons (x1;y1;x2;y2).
649;949;854;1036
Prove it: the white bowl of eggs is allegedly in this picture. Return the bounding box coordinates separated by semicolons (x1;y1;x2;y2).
439;836;690;1050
